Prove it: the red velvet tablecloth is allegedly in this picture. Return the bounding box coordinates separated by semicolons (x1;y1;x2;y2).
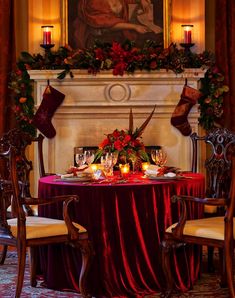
38;172;205;298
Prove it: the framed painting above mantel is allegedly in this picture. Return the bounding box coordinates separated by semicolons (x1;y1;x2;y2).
61;0;172;50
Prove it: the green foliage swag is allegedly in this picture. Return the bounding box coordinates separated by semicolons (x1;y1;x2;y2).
9;40;228;136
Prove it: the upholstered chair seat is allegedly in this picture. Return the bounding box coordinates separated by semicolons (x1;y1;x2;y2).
166;217;234;241
7;216;87;239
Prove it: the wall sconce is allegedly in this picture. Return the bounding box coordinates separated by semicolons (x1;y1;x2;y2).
40;25;55;55
180;25;194;53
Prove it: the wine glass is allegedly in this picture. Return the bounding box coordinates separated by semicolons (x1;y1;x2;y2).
111;152;119;167
84;150;95;165
101;153;114;177
151;149;167;167
75;153;86;167
129;154;138;174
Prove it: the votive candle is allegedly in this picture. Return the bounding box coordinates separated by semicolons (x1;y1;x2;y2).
141;162;150;172
91;164;98;172
119;164;130;177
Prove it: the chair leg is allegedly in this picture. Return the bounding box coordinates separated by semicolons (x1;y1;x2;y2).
161;240;174;297
15;242;27;298
219;248;227;288
0;245;8;265
76;238;94;298
225;243;235;297
28;247;38;287
207;246;215;272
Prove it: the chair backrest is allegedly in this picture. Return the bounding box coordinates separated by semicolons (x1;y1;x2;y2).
191;128;235;199
0;147;15;237
190;132;206;173
33;133;47;177
0;128;34;198
204;128;235;198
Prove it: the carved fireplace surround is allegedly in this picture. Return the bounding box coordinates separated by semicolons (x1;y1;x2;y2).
29;69;205;193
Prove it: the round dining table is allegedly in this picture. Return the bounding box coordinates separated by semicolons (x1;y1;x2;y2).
38;172;205;298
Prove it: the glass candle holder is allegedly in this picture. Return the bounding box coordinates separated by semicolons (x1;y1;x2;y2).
91;164;99;172
141;162;150;173
41;25;54;45
119;164;130;178
181;25;193;44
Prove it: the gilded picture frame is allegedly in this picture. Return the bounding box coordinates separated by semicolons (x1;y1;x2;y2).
61;0;171;49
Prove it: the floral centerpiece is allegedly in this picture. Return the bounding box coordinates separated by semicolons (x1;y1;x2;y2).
95;107;156;165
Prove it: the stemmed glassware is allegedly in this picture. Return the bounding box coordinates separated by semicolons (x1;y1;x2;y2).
129;155;138;174
101;153;113;177
84;150;95;165
75;153;86;167
151;148;167;167
111;152;119;168
100;152;119;177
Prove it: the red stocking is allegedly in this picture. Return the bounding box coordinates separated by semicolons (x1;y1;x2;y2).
32;85;65;138
171;84;202;136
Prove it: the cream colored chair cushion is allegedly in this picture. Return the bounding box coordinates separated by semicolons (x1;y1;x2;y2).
166;217;235;241
7;216;87;239
204;204;218;214
29;205;38;216
7;205;38;216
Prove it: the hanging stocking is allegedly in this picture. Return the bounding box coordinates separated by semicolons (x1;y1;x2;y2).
170;83;202;136
32;85;65;138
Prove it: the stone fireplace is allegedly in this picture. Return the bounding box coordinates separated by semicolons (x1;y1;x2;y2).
29;69;205;193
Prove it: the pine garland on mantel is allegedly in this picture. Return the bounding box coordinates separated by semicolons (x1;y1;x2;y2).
9;40;229;136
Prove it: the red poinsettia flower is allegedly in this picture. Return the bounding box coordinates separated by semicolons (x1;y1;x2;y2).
99;138;110;149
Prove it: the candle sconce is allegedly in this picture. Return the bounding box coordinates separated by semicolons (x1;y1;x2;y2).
40;25;55;56
180;25;194;53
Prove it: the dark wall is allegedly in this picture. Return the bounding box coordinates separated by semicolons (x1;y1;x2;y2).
205;0;215;52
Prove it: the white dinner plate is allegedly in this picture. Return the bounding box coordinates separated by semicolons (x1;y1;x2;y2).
146;175;185;180
59;176;93;182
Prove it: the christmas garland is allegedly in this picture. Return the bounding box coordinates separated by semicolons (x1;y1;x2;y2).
9;40;229;136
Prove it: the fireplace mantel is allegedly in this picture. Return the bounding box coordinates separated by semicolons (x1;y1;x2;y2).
29;69;205;193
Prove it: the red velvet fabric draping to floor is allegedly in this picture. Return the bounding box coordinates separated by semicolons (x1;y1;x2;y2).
0;248;231;297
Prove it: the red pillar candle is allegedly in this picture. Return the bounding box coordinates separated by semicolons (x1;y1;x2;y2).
181;25;193;44
41;25;53;45
184;30;191;44
43;31;51;45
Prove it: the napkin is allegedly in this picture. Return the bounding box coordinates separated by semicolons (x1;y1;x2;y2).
164;172;176;177
60;173;74;179
145;165;161;176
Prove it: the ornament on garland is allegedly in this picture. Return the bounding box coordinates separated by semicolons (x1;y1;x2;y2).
171;79;202;136
32;83;65;138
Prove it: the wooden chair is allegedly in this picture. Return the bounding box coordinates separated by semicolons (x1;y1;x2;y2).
190;131;230;272
0;128;36;265
34;133;56;177
0;145;93;297
190;132;206;173
162;128;235;297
